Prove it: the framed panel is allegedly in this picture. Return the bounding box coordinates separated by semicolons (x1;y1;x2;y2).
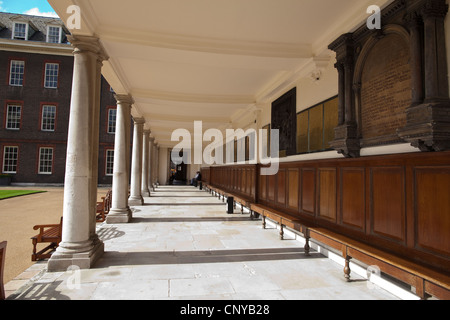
277;169;286;206
301;168;316;215
318;168;337;222
287;168;299;211
341;168;365;230
371;167;405;243
309;105;324;152
415;167;450;256
297;111;309;154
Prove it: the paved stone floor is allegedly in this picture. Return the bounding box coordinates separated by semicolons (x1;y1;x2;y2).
6;185;404;301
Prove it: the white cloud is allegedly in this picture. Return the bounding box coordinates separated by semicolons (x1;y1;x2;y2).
24;7;59;18
0;1;4;11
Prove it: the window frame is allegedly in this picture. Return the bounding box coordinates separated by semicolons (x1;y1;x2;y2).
5;103;22;130
40;104;57;132
46;25;62;44
44;62;60;89
2;146;19;174
105;149;114;176
38;147;54;175
9;60;25;87
12;22;28;40
107;107;117;134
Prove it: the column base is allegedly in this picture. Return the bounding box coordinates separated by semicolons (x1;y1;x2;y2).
128;196;144;206
141;189;150;197
47;240;104;272
106;207;132;224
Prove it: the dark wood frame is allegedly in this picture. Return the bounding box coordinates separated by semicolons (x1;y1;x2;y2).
329;0;450;157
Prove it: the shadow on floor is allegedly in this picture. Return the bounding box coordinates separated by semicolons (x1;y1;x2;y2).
94;247;323;268
130;216;255;223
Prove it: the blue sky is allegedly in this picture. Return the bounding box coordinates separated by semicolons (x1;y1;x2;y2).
0;0;59;17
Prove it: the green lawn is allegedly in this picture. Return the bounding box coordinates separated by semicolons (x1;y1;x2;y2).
0;190;46;200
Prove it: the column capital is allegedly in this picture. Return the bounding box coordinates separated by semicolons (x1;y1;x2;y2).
114;94;134;106
133;117;146;125
143;129;151;136
149;137;155;142
67;35;109;61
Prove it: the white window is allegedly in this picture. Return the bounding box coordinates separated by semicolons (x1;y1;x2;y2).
44;63;59;88
6;105;21;130
38;148;53;174
41;105;56;131
107;108;117;134
47;26;61;43
3;146;19;174
9;60;25;86
105;149;114;176
12;22;28;40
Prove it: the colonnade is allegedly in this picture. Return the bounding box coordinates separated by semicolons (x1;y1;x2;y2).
47;35;160;271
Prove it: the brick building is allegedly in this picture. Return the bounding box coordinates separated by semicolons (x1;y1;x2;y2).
0;12;117;185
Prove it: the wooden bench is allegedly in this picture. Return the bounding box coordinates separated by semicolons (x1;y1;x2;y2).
308;227;450;300
251;202;450;299
31;217;62;261
204;184;450;299
0;241;6;300
250;203;311;256
96;189;112;222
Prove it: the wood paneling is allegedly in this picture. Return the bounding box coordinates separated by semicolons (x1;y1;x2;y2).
287;169;299;211
277;169;286;205
267;174;275;202
371;167;405;243
207;151;450;273
260;174;267;201
415;167;450;256
301;168;316;215
341;168;365;230
318;168;337;222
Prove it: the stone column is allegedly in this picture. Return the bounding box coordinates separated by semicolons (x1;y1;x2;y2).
129;117;145;205
106;95;134;223
155;145;160;185
48;35;107;271
149;137;155;191
141;130;151;197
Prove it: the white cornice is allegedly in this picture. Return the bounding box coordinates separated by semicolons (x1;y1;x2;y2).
0;39;74;56
131;88;255;105
95;25;312;59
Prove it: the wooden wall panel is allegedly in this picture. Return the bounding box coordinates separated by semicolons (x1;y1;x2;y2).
301;168;316;215
260;174;267;201
206;151;450;273
246;169;252;195
277;169;286;206
415;167;450;256
371;167;405;243
341;168;365;230
318;168;337;222
287;169;299;211
267;174;275;202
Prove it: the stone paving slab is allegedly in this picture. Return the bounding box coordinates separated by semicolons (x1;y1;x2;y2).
6;186;401;301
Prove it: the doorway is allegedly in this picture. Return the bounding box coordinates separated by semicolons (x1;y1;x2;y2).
169;149;188;185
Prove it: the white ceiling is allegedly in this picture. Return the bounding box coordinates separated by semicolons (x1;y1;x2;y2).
49;0;392;147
